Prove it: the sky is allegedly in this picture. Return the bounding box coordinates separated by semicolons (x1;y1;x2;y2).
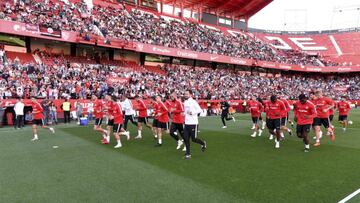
249;0;360;31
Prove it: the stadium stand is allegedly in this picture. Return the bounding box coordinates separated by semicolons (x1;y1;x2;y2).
0;0;344;67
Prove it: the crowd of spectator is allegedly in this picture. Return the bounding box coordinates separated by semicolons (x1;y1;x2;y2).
0;50;359;101
0;0;342;67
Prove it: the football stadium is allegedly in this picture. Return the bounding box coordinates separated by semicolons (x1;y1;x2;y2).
0;0;360;202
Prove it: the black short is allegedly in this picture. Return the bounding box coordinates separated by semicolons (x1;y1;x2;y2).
252;117;259;124
152;119;158;127
95;118;103;126
138;117;148;125
156;121;168;129
33;119;45;126
170;123;184;134
329;115;334;122
113;124;123;133
280;117;287;126
107;119;114;126
296;124;311;135
266;118;281;130
313;117;330;128
338;115;348;121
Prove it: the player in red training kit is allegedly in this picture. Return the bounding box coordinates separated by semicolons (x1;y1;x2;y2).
30;97;55;141
110;96;130;148
279;96;292;138
92;95;108;144
247;96;263;137
169;91;185;150
151;97;159;139
313;90;335;147
294;94;317;152
265;95;286;149
103;95;114;144
154;95;169;146
135;95;152;139
337;95;351;131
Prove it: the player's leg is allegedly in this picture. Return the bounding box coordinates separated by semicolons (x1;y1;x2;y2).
130;115;137;126
260;115;266;130
123;115;129;131
280;117;291;137
313;118;322;146
256;117;263;136
183;125;191;158
251;117;258;137
31;123;38;141
94;118;107;142
113;124;122;148
221;113;227;128
225;113;234;121
156;125;163;146
166;122;170;134
302;125;310;152
152;119;158;139
135;118;143;139
105;119;113;144
145;117;152;129
40;119;55;134
323;119;335;141
170;123;180;141
274;119;282;148
190;125;206;151
266;119;275;140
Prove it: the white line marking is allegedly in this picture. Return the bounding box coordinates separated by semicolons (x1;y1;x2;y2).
338;188;360;203
329;35;343;55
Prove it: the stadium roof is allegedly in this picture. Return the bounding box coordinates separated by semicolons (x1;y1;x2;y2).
157;0;273;19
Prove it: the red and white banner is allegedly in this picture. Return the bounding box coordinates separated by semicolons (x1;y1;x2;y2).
25;24;39;32
39;27;62;38
0;20;77;43
106;77;130;84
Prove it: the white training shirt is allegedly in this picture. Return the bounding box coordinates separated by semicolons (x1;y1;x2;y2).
122;98;135;116
14;101;24;115
184;97;202;125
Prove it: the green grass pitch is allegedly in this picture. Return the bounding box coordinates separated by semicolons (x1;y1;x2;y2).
1;110;360;203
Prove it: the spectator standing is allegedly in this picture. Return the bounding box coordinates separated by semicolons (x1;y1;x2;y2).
61;99;71;123
14;98;24;129
0;98;4;127
75;101;83;124
49;101;58;125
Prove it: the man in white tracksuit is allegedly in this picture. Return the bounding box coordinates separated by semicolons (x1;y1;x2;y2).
122;96;137;131
14;98;24;129
183;90;207;159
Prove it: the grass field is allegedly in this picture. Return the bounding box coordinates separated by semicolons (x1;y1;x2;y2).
1;110;360;203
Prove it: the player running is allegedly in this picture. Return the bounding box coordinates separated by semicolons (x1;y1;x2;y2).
337;96;351;131
154;95;169;146
169;91;185;150
30;97;55;141
294;94;317;152
313;90;335;147
92;95;108;144
151;96;159;139
111;96;130;148
265;95;286;149
220;96;235;128
103;95;114;144
247;96;263;137
135;95;151;139
279;96;292;138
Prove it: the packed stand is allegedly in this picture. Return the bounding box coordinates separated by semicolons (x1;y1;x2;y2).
0;0;342;67
0;51;359;100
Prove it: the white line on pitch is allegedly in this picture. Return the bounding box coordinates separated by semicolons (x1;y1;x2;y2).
338;188;360;203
